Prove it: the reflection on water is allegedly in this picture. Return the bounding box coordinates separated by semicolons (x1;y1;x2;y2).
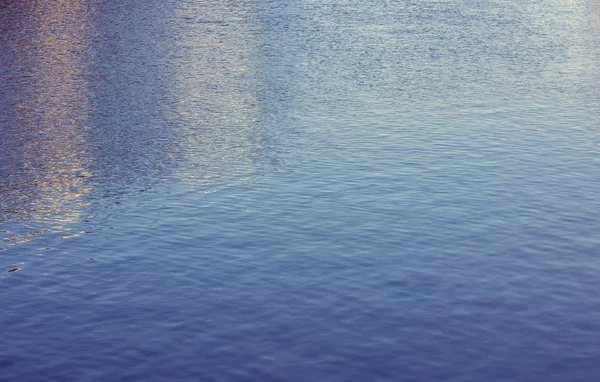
1;0;266;248
166;1;262;185
0;0;95;246
81;0;265;197
131;1;263;188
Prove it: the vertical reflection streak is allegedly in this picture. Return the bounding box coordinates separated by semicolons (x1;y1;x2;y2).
1;0;95;246
165;1;262;186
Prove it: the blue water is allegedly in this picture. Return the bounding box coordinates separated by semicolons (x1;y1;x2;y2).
2;0;600;380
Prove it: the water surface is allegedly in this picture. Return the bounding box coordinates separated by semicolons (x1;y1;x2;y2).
2;1;600;381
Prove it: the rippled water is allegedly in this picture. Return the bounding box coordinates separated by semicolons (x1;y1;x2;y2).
2;1;600;380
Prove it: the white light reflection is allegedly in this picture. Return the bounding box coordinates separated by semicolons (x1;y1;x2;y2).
164;1;263;187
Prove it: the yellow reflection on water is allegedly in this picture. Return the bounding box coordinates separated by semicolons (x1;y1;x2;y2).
2;0;95;243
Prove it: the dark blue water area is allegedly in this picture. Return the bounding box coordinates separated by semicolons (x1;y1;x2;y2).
2;1;600;381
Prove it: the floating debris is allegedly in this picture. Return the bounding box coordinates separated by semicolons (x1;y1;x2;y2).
8;268;21;273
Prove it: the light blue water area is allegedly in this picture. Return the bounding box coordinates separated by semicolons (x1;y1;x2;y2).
2;0;600;381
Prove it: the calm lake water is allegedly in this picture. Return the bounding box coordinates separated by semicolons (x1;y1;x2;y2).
2;0;600;381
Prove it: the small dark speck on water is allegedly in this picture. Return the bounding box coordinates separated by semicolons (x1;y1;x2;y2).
8;268;21;273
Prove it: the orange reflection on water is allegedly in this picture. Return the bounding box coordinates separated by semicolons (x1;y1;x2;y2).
1;0;96;241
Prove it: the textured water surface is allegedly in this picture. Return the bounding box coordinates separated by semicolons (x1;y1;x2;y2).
2;1;600;381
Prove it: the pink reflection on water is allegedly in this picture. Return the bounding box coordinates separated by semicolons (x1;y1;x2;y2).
1;0;97;245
